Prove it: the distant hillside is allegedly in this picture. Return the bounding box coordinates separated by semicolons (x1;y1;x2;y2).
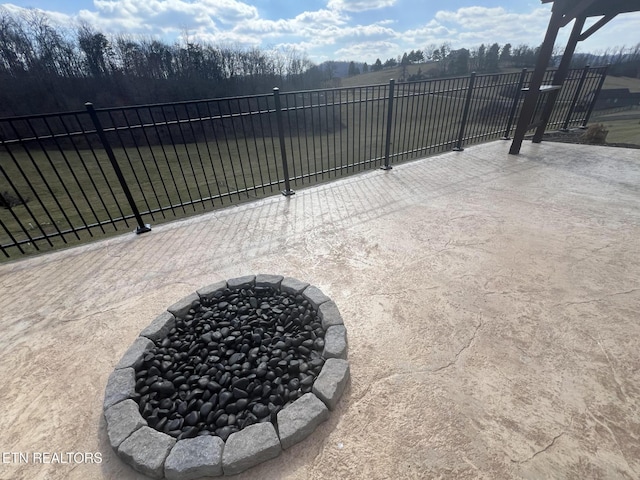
336;63;640;95
338;62;441;87
316;61;353;78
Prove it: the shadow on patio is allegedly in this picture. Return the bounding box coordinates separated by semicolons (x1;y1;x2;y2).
1;140;639;479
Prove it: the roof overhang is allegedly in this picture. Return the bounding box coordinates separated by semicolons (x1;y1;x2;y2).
542;0;640;19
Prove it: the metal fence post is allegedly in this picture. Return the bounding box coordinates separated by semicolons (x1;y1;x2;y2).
273;88;295;196
581;64;609;129
502;69;528;140
561;65;590;131
85;103;151;234
453;72;476;151
381;79;395;170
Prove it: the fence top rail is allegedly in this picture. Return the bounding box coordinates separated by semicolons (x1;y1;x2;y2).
392;69;525;88
396;76;466;87
91;92;276;114
0;128;98;146
279;82;390;96
99;108;279;133
0;109;87;123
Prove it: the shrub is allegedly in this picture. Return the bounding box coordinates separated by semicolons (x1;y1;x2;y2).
580;124;608;144
0;190;29;209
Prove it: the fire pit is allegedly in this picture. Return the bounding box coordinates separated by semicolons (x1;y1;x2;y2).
103;275;349;479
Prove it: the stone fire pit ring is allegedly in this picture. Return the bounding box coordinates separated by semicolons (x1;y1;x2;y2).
103;275;349;479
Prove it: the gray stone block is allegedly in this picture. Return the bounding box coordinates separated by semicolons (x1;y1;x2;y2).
222;422;281;475
196;280;228;300
104;367;136;411
104;399;147;449
302;285;331;309
280;277;309;295
323;325;348;360
164;435;224;480
255;274;284;288
227;275;256;289
277;393;329;450
312;358;350;410
167;292;200;318
115;336;154;370
117;426;176;480
140;311;176;342
318;300;344;330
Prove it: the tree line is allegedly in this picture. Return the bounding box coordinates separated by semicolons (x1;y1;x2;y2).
363;43;536;79
0;8;328;116
361;42;640;81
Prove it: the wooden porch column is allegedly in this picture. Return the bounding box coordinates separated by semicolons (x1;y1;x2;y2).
509;8;564;154
532;15;587;143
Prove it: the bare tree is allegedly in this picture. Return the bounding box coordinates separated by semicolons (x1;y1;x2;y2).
78;24;112;77
0;8;31;76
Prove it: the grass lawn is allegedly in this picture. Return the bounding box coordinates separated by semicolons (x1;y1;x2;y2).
598;117;640;145
588;106;640;145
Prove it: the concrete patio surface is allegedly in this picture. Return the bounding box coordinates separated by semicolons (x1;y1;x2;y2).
1;140;639;480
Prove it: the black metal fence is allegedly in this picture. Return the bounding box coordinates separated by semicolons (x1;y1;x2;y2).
0;66;608;259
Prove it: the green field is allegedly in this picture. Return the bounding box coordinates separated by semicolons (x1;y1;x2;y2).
339;63;440;87
590;108;640;145
590;75;640;145
601;76;640;93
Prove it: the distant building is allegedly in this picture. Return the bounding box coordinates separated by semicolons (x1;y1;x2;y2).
580;88;640;110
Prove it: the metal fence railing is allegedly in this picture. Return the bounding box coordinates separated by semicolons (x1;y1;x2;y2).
0;66;608;259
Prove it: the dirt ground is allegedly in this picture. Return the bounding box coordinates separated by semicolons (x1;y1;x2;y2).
1;140;639;480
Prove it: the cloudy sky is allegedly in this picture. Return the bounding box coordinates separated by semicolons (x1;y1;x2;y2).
2;0;640;63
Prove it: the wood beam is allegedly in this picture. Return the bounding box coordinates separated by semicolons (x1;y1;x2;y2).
509;8;564;154
559;0;599;26
544;0;640;18
532;15;587;143
579;13;617;41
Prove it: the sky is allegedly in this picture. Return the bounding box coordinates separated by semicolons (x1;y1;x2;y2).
1;0;640;64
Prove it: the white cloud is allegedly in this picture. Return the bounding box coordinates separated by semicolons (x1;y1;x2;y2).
403;21;456;46
199;0;258;23
351;23;396;37
334;40;399;61
327;0;396;12
235;8;346;37
430;6;551;48
229;8;349;53
80;0;258;38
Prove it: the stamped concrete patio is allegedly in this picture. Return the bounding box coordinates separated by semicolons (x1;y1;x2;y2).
1;140;639;480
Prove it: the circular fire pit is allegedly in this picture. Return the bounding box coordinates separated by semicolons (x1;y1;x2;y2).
103;275;349;479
